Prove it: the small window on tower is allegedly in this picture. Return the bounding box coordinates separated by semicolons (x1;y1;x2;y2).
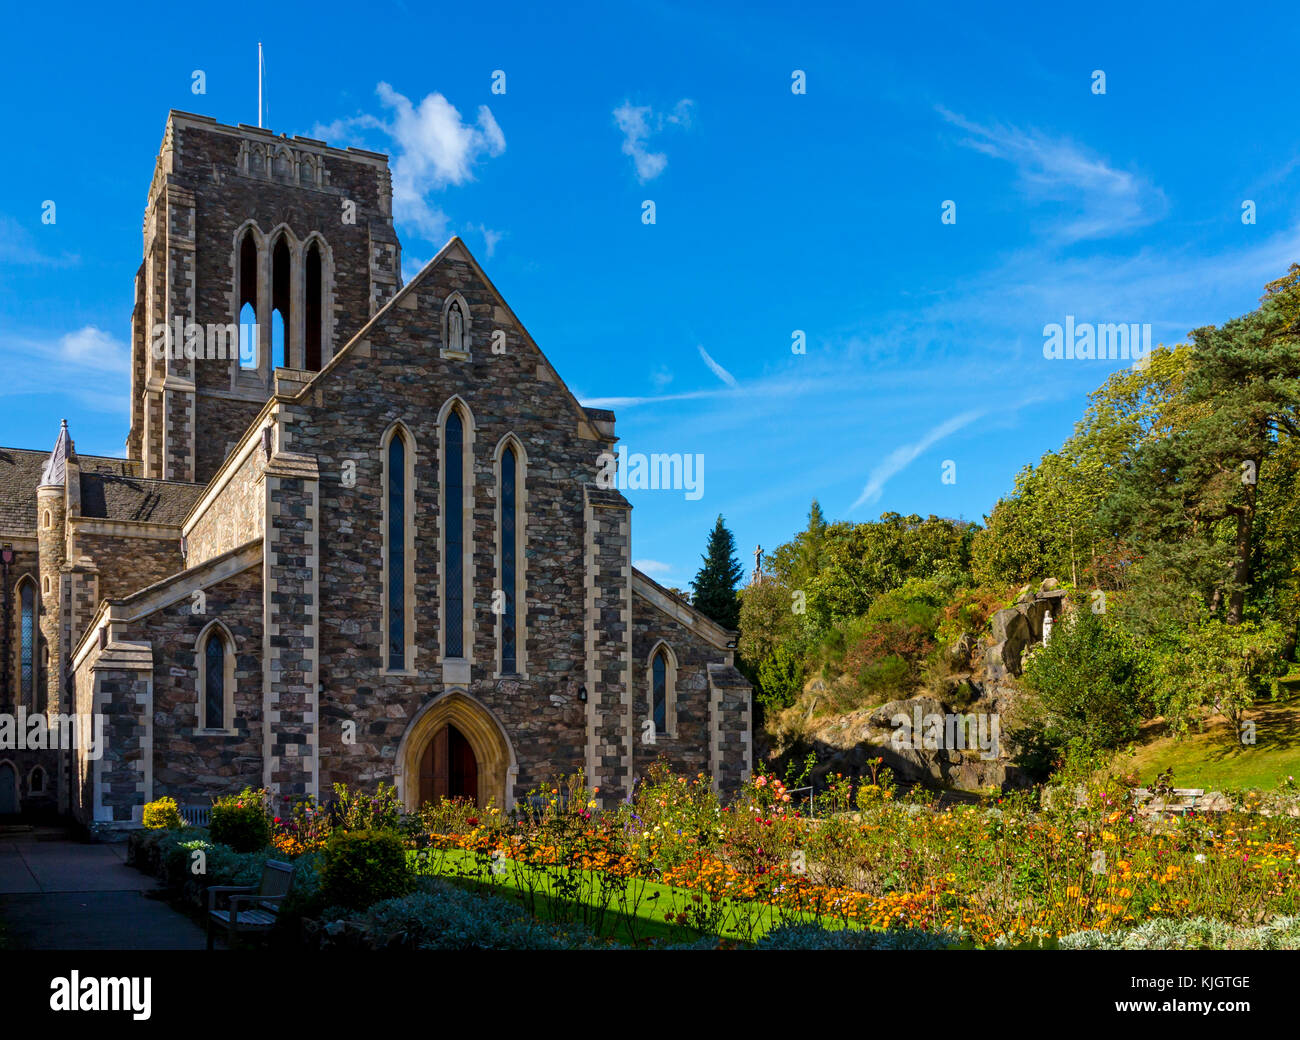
305;241;322;371
239;231;259;369
271;236;291;370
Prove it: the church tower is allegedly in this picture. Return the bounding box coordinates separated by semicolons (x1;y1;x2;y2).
127;111;402;484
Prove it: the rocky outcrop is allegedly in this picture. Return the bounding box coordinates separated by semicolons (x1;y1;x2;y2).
786;582;1080;795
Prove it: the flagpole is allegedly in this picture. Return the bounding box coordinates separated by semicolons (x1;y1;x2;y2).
258;41;263;128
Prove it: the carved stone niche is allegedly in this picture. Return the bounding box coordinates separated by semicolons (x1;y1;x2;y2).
235;138;325;188
440;292;472;361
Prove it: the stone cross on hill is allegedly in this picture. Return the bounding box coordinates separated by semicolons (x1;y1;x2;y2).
753;544;763;583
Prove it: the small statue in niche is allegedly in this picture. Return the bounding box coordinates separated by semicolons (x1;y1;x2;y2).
448;300;465;352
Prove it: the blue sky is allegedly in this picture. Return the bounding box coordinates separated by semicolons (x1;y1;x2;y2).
3;1;1300;589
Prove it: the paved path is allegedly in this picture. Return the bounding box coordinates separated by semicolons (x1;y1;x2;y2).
0;826;207;949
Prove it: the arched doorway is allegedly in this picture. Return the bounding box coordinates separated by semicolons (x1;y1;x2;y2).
397;691;515;811
0;763;18;815
418;723;479;805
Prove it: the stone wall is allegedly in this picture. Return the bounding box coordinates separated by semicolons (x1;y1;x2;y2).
281;244;634;807
115;562;264;809
630;592;716;783
133;113;400;485
185;444;265;567
71;527;184;603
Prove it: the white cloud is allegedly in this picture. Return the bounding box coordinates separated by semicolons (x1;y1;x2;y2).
937;106;1166;242
651;365;673;390
849;409;985;512
697;345;737;387
614;99;694;182
315;85;506;243
633;559;674;576
465;222;505;258
0;325;130;414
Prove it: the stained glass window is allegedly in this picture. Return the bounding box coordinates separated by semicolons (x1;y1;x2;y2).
20;582;34;706
501;447;517;674
205;633;225;729
388;434;406;671
445;412;464;657
652;650;667;736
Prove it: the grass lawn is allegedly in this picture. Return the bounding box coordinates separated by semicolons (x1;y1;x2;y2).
409;847;832;946
1122;686;1300;792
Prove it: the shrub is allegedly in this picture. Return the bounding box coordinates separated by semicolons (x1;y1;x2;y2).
320;829;411;911
757;924;955;950
1021;609;1151;749
142;796;184;830
335;882;594;950
209;788;272;853
330;781;404;833
755;642;805;713
1059;915;1300;951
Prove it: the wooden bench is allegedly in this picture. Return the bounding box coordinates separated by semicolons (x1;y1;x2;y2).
1134;787;1205;815
206;859;294;950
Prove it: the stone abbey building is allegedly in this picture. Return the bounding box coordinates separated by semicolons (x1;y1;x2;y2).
0;110;751;832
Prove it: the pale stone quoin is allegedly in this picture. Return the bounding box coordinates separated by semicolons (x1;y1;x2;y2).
0;110;751;833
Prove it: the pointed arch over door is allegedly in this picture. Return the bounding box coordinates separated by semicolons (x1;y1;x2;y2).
397;691;515;811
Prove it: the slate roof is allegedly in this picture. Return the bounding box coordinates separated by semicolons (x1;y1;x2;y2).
0;448;49;536
0;443;173;537
78;472;205;525
40;420;73;486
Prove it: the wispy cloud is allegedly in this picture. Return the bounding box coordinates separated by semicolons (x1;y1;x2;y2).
613;99;694;182
633;558;674;576
465;222;505;258
314;85;505;243
0;215;79;268
937;106;1166;243
697;345;737;387
849;409;985;513
0;325;130;413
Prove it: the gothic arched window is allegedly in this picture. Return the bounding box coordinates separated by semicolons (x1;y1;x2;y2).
271;235;291;369
29;766;45;794
304;241;323;371
239;230;259;369
647;642;677;740
19;579;35;708
386;430;409;671
444;411;465;658
500;446;518;674
652;650;667;735
199;626;233;731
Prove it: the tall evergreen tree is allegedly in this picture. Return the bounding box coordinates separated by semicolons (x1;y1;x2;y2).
691;514;744;630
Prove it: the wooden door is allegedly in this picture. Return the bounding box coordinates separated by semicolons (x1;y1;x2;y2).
418;724;478;807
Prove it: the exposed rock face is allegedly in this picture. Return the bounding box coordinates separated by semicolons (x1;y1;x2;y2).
792;583;1078;794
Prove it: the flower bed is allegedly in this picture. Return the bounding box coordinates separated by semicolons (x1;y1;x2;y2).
128;765;1300;949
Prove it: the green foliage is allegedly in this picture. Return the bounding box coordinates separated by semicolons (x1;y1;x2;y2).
801;513;973;632
691;514;744;630
209;788;272;853
321;829;412;911
142;796;184;830
1151;617;1287;731
333;881;596;950
755;641;805;712
1022;610;1152;750
330;781;404;832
